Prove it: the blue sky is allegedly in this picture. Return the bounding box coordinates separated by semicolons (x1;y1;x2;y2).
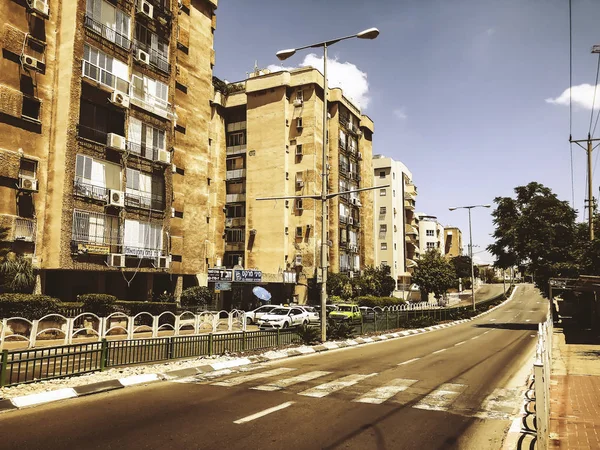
213;0;600;264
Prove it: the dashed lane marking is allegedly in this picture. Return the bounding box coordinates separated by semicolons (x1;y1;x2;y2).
432;349;447;355
454;341;466;346
397;357;420;366
233;401;295;424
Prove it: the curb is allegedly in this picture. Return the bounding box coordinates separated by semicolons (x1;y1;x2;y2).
1;286;519;412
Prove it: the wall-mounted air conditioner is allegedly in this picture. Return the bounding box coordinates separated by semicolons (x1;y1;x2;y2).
30;0;49;16
108;189;124;207
137;0;154;18
107;133;126;151
136;49;150;65
110;90;130;108
158;149;171;164
22;54;43;71
293;98;303;107
18;175;38;191
155;255;170;269
108;254;126;267
348;217;354;225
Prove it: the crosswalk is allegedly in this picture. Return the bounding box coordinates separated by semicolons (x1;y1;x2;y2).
171;366;522;419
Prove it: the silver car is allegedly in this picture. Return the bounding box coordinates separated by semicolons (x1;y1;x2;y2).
244;305;278;325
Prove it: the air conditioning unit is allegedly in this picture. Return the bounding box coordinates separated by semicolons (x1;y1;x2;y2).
110;90;130;108
30;0;49;16
137;0;154;18
108;253;126;267
22;54;43;71
108;189;124;207
357;152;363;160
348;217;354;225
295;255;302;266
293;98;303;107
158;149;171;164
356;130;363;137
18;176;38;191
327;239;333;247
136;49;150;65
155;256;170;269
107;133;126;151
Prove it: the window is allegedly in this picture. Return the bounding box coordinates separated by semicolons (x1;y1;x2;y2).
22;97;41;122
296;226;303;238
125;168;165;210
296;117;303;128
227;132;246;147
426;242;436;250
296;90;303;102
72;210;120;246
381;243;387;250
379;225;387;233
124;220;162;257
83;44;129;92
135;23;169;72
426;230;434;237
295;199;303;210
225;228;245;243
225;204;245;218
85;0;131;50
75;154;121;199
393;190;396;197
130;72;170;117
19;159;37;179
78;99;125;142
379;171;385;178
379;206;386;215
380;189;386;196
128;117;166;160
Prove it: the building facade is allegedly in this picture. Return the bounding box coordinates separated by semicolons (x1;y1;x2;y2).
417;213;444;255
0;0;222;301
372;155;416;291
215;67;375;306
443;226;462;258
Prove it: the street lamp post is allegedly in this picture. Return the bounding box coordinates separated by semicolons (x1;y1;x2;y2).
273;28;380;342
449;204;491;311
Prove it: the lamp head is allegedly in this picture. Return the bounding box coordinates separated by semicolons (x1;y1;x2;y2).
483;204;492;208
356;27;380;40
276;49;296;61
449;207;457;211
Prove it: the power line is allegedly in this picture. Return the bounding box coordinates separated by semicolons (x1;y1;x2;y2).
589;54;600;134
569;0;575;209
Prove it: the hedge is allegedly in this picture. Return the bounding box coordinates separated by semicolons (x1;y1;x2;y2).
0;294;60;319
116;301;177;316
78;294;118;316
354;296;408;308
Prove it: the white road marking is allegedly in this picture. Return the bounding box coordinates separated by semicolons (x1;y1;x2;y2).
413;383;467;411
489;318;497;322
212;368;296;387
299;373;377;398
432;348;447;354
252;371;331;392
397;357;420;366
353;379;418;405
471;335;481;340
454;341;466;347
525;319;531;322
233;401;295;424
482;331;490;335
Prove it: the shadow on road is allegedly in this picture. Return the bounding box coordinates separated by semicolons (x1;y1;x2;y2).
474;323;539;331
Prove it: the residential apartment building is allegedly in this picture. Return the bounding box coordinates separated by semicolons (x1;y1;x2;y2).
0;0;222;301
444;226;462;258
417;213;444;255
214;67;375;306
372;155;416;291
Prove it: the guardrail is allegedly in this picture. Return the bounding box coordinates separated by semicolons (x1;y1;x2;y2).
0;329;301;386
0;310;246;350
534;314;553;449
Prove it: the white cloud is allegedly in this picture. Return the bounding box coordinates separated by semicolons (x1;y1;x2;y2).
486;28;496;36
546;84;600;110
393;108;407;120
267;53;371;109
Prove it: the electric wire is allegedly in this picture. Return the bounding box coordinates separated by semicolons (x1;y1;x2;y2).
589;54;600;135
569;0;575;209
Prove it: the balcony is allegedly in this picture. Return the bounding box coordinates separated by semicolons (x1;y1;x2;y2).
404;199;416;211
82;60;129;93
130;84;174;120
125;190;165;211
73;178;109;202
123;244;163;258
406;225;418;235
339;215;348;224
127;140;164;162
133;42;170;74
226;169;246;180
339;161;349;174
339;239;347;248
84;16;131;50
77;124;108;144
14;218;36;242
225;217;246;227
226;144;247;156
225;242;245;252
146;0;173;25
226;193;246;203
71;210;121;254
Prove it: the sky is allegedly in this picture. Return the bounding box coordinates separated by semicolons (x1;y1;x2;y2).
213;0;600;265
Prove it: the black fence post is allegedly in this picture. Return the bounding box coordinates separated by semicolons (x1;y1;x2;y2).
242;330;246;352
100;339;108;372
208;333;213;356
0;349;8;387
276;328;280;346
386;311;389;331
168;336;175;359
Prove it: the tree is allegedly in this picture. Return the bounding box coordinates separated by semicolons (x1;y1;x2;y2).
0;254;35;294
487;182;579;296
326;272;353;300
180;286;213;308
450;255;479;279
411;250;456;301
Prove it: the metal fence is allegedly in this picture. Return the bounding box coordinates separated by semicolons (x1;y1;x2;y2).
0;329;301;387
533;314;553;449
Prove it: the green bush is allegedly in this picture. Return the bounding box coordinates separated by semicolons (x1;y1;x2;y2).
116;301;177;316
327;319;355;340
354;296;407;308
0;293;60;319
180;286;213;308
78;294;118;316
296;325;321;345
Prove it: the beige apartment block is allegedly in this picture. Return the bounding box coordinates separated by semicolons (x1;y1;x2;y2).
444;226;462;258
215;67;374;307
417;213;445;255
372;155;416;292
0;0;221;301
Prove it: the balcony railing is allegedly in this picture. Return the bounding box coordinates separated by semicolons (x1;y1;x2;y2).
125;190;165;211
77;124;108;144
144;0;173;24
226;169;246;180
82;60;129;93
339;239;347;248
339;162;349;173
126;140;163;162
226;144;247;156
225;242;245;252
133;41;170;74
225;217;246;228
339;215;348;224
14;218;36;242
74;178;109;202
72;210;121;247
84;16;131;50
226;193;246;203
130;85;173;120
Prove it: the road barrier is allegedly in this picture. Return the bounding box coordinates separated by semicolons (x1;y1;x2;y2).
533;314;553;449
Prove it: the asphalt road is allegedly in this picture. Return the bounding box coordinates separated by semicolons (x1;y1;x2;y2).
0;284;547;450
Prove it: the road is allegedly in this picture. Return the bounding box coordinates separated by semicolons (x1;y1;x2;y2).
0;284;547;450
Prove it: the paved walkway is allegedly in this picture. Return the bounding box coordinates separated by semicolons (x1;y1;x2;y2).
549;322;600;449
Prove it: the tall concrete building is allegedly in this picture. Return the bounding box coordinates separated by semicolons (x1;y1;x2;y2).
0;0;222;301
444;226;462;258
417;213;444;255
214;67;375;306
372;155;416;291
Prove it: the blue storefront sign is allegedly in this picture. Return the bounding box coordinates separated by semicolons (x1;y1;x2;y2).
233;269;262;283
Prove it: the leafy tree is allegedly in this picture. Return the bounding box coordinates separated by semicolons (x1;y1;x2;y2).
411;250;456;300
450;255;479;279
180;286;213;308
487;182;579;296
0;254;35;294
326;272;353;299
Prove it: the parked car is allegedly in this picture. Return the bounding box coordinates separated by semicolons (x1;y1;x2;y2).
328;304;361;323
244;305;278;325
313;304;339;318
359;306;376;322
298;306;320;324
257;307;311;329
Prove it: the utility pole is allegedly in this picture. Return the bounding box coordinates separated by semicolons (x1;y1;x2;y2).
569;134;599;241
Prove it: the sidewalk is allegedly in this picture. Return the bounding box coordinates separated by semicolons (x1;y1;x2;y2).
549;322;600;449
